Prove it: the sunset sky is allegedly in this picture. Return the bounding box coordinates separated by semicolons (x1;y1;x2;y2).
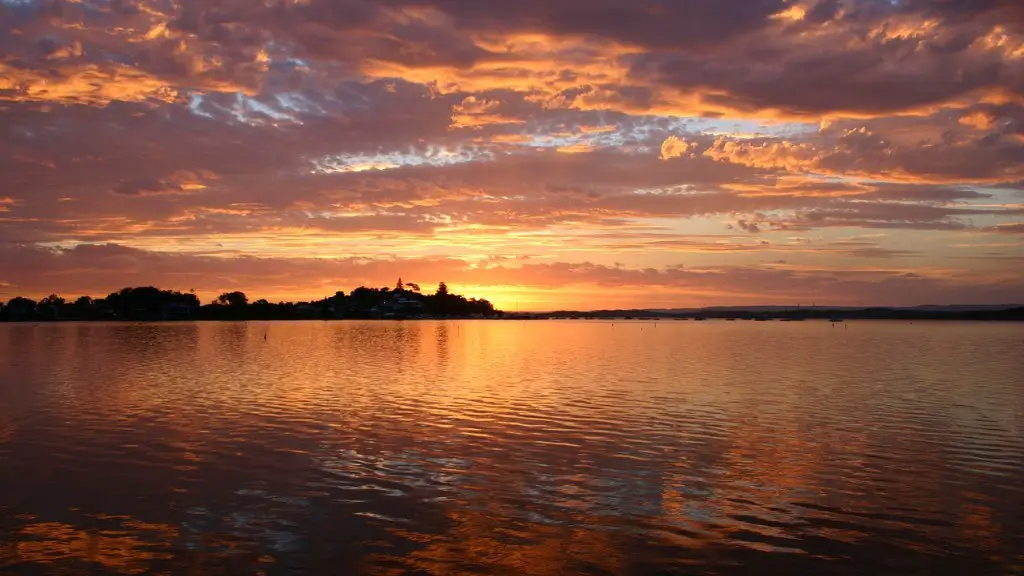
1;0;1022;310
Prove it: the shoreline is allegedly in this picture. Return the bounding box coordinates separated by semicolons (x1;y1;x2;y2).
2;315;1022;323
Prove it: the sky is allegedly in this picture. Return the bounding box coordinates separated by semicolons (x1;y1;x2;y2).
0;0;1022;310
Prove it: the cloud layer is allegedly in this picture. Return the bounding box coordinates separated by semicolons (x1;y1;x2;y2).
1;0;1022;307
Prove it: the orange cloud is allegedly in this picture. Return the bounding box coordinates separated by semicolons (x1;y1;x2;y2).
659;136;694;160
0;62;179;106
958;111;996;130
703;137;819;172
450;96;526;128
556;143;596;154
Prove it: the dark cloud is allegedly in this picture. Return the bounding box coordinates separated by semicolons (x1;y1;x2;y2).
378;0;788;51
626;1;1023;115
865;184;993;202
3;0;1020;118
734;219;762;234
112;179;189;197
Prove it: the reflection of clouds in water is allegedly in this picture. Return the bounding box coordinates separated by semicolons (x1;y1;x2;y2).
8;518;177;574
179;491;310;555
0;322;1022;573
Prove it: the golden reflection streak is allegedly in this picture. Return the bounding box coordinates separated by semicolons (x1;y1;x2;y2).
373;509;626;576
10;520;177;574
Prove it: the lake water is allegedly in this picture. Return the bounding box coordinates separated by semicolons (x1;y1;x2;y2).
1;320;1022;575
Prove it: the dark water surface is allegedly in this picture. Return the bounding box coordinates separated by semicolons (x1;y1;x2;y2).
1;321;1022;575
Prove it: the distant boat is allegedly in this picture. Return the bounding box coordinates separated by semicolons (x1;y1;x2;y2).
830;318;844;323
754;317;769;322
725;318;737;321
694;316;708;321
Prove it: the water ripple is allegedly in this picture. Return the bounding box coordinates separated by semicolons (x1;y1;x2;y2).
1;320;1022;575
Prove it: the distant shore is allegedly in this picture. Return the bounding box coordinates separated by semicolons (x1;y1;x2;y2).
508;307;1024;321
4;309;1021;323
3;284;1022;322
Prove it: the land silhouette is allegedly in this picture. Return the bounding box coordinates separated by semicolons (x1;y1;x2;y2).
528;306;1024;322
2;281;1022;322
0;279;498;321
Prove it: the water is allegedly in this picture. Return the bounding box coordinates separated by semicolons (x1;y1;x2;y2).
0;320;1022;575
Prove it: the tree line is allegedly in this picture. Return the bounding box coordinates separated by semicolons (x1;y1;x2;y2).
0;279;500;321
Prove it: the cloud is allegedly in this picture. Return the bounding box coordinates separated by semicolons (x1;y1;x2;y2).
1;0;1022;306
2;243;1020;307
1;128;1018;253
985;222;1024;234
450;95;526;128
700;109;1024;185
659;136;694;160
732;219;762;234
626;1;1024;116
4;0;1016;118
111;170;215;197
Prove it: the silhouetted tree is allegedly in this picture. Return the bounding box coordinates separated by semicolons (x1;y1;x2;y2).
36;294;65;320
57;296;97;320
346;286;382;317
2;282;501;322
39;294;65;307
395;277;404;291
216;291;249;307
2;296;37;321
106;287;199;320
